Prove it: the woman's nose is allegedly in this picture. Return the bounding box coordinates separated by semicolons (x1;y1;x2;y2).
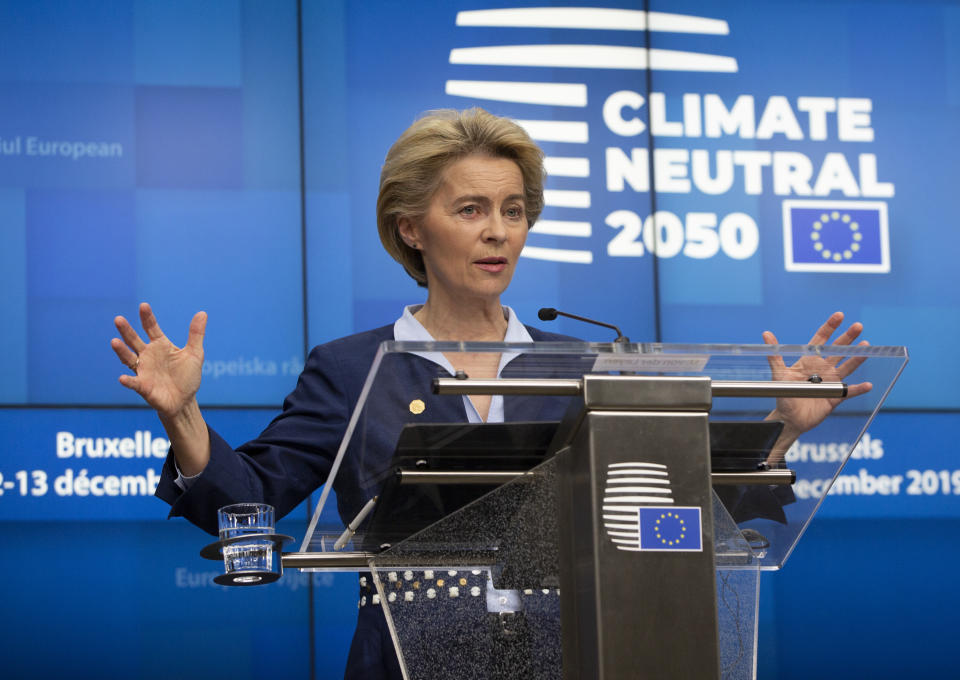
483;215;508;242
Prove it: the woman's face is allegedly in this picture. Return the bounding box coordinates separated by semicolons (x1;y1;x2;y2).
400;154;528;305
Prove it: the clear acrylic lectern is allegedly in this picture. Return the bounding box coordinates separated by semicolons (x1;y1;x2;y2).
240;341;908;678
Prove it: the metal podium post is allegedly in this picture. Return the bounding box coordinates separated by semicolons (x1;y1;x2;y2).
556;375;720;679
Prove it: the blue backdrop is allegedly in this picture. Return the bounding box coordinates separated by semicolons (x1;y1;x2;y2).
1;1;957;677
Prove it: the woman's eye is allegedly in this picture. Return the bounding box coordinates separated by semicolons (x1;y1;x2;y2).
460;205;477;216
505;206;523;219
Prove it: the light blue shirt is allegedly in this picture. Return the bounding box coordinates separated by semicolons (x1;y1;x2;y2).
393;305;533;424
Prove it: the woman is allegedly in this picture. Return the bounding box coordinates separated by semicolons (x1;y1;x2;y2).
111;108;869;678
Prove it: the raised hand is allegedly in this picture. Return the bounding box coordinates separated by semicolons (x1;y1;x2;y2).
764;311;873;442
111;303;207;420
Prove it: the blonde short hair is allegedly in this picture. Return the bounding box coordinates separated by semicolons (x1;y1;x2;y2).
377;108;545;287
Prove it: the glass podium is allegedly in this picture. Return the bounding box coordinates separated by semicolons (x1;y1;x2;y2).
210;340;908;679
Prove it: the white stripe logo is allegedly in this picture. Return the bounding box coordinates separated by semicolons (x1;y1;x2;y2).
601;462;674;552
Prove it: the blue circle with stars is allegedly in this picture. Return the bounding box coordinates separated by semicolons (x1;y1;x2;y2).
653;511;687;547
809;210;863;262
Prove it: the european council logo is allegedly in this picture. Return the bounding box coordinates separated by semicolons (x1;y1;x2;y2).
638;507;703;552
782;200;890;273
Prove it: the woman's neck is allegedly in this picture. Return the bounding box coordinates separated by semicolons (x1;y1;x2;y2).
413;295;508;342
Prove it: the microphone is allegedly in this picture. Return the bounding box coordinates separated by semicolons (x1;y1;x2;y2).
538;307;629;343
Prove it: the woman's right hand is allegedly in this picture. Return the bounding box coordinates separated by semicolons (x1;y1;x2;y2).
111;302;207;420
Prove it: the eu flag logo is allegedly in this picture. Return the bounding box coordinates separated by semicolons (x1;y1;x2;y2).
782;200;889;273
638;507;703;552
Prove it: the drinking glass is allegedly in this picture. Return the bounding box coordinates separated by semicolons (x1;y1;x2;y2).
218;503;275;582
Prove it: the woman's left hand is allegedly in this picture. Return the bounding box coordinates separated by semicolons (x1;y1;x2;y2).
764;311;873;442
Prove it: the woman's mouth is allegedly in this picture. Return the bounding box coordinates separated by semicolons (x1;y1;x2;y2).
474;257;508;273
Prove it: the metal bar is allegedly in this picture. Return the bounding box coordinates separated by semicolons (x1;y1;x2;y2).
397;470;532;485
282;551;498;570
397;468;795;486
711;380;847;398
435;376;847;399
281;552;376;569
711;470;795;486
434;377;582;395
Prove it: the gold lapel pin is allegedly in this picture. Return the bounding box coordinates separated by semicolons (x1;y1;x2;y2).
409;399;425;415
